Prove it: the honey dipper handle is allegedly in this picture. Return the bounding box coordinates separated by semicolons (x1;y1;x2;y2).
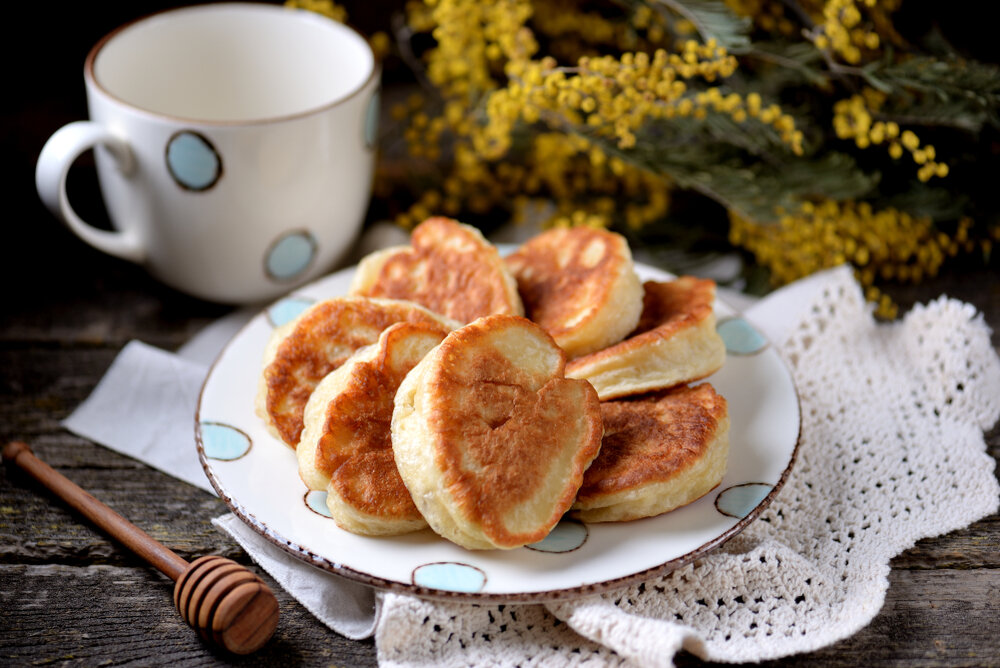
3;441;189;581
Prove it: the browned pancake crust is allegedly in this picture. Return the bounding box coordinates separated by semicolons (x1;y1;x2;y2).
329;450;423;521
506;226;626;338
425;316;603;547
566;276;716;375
355;217;519;323
578;384;727;501
264;299;447;446
315;322;447;491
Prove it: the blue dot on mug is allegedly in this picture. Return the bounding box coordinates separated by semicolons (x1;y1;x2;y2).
715;483;774;518
200;422;251;460
717;317;768;355
266;297;314;328
166;131;221;191
412;562;487;593
526;519;588;553
304;490;333;518
364;89;380;150
265;230;317;282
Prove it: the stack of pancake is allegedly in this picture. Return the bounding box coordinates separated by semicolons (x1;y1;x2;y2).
255;216;729;550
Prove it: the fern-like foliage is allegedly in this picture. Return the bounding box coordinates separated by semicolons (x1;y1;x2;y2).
654;0;752;50
864;55;1000;131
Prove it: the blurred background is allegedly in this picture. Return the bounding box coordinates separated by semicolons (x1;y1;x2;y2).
3;1;396;320
4;0;997;324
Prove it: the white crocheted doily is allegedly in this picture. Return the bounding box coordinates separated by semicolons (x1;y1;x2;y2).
374;269;1000;667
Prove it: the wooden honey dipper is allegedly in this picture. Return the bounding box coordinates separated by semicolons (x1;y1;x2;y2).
3;441;279;655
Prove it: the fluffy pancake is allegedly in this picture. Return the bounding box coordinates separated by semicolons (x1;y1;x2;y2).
505;226;643;358
392;314;603;550
324;451;426;536
349;217;523;324
256;296;457;448
298;322;449;535
565;276;726;400
573;383;730;523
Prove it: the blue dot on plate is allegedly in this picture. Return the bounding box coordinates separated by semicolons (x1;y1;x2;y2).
364;90;380;150
527;519;588;552
412;562;486;593
267;297;314;328
304;490;333;518
716;483;773;519
266;230;317;281
718;318;768;355
166;131;221;191
200;422;251;460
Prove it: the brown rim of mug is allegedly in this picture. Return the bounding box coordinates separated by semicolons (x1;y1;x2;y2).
83;2;380;127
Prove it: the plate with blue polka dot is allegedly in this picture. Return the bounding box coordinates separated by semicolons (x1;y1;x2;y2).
196;259;800;602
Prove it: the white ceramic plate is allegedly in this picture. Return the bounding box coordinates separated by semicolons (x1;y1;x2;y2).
197;262;800;602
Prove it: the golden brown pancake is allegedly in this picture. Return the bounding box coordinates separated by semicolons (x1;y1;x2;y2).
565;276;726;400
573;383;730;523
348;217;523;324
255;296;457;448
296;322;448;535
325;451;426;536
504;226;643;358
392;314;604;550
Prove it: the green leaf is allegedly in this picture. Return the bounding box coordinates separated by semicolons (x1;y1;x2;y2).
878;56;1000;97
632;0;753;50
868;56;1000;129
742;40;830;87
568;101;876;223
659;152;878;223
878;185;969;222
881;98;994;133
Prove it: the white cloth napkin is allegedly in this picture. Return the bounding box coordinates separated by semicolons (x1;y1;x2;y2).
62;310;384;639
63;340;214;494
62;240;1000;665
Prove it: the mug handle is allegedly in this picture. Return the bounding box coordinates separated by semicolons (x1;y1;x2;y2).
35;121;146;263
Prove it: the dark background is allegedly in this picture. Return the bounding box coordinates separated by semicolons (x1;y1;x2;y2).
5;2;245;322
2;0;398;322
2;1;995;320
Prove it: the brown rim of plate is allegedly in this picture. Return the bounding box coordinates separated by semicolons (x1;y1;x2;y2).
84;2;380;127
194;268;803;603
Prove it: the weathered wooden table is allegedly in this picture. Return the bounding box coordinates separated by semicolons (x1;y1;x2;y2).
4;2;998;660
1;224;997;666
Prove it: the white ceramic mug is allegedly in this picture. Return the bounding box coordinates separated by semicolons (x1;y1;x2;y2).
36;2;379;304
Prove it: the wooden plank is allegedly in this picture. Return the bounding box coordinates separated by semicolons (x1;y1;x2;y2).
2;563;997;666
0;564;378;667
0;259;231;349
0;463;238;566
0;347;115;427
